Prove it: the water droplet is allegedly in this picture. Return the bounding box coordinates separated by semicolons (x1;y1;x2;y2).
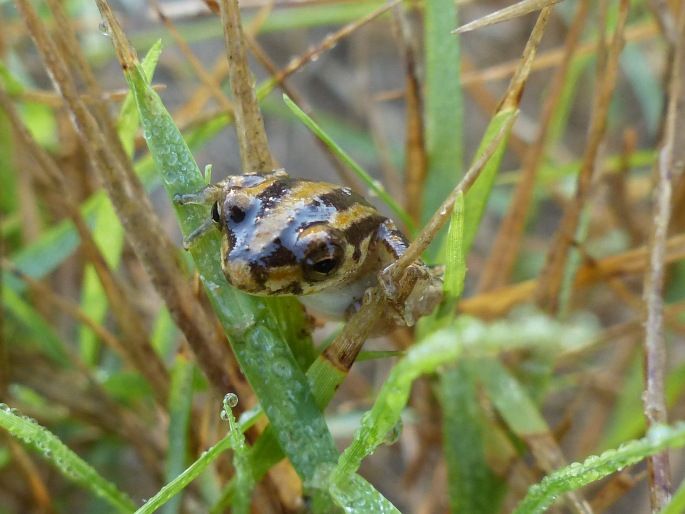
220;410;228;421
273;359;292;378
99;20;110;37
341;187;352;196
224;393;239;408
382;419;403;446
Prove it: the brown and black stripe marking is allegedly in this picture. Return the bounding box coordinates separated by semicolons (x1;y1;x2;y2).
216;171;393;296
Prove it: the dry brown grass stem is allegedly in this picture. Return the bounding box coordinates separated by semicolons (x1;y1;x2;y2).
148;0;235;116
461;232;685;318
22;0;239;404
642;4;685;510
323;115;516;371
219;0;273;171
535;0;629;313
0;83;171;404
392;3;426;225
461;20;658;87
645;0;678;45
478;0;590;293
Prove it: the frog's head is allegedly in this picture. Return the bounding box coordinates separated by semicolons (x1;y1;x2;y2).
211;171;384;296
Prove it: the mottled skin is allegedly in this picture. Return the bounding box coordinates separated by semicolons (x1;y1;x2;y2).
175;169;442;333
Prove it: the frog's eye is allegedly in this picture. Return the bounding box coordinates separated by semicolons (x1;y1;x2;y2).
302;238;344;281
221;191;251;224
211;202;221;224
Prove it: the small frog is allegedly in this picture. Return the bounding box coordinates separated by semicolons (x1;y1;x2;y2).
175;169;442;334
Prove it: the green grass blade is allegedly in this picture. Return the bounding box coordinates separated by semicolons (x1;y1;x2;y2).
222;394;255;514
282;94;414;232
327;472;400;513
514;423;685;514
0;405;136;513
78;41;162;364
332;328;462;479
163;354;194;514
476;358;548;435
136;433;233;514
422;0;462;256
441;362;507;513
121;50;339;484
3;288;70;367
462;108;517;255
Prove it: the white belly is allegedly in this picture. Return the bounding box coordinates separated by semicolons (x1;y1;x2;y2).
297;274;376;320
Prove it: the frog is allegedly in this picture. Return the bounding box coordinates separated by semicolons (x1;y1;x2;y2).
174;169;443;334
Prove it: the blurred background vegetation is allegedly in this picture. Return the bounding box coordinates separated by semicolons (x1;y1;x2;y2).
2;0;685;512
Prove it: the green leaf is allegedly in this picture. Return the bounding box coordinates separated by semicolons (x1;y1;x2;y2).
0;405;136;513
441;362;507;513
462;108;517;255
163;354;195;514
123;51;338;486
514;423;685;514
422;0;462;257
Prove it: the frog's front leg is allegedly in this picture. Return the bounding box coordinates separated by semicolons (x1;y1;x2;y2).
173;183;226;249
375;221;443;327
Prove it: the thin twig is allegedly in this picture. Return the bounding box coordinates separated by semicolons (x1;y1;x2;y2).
643;5;685;510
535;0;629;312
478;0;590;292
148;0;235;116
323;116;516;371
218;0;273;171
461;233;685;318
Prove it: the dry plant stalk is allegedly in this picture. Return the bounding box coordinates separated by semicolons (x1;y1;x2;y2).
323;117;515;372
642;4;685;510
461;233;685;318
219;0;273;171
535;0;629;313
478;0;591;292
17;0;239;406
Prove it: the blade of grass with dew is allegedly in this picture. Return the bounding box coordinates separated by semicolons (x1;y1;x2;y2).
324;328;463;511
163;353;194;514
79;41;162;364
119;43;339;488
327;472;400;513
441;361;507;514
136;433;233;514
331;328;462;480
222;394;255;514
0;405;136;513
282;94;414;233
422;0;462;260
513;422;685;514
476;357;548;435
